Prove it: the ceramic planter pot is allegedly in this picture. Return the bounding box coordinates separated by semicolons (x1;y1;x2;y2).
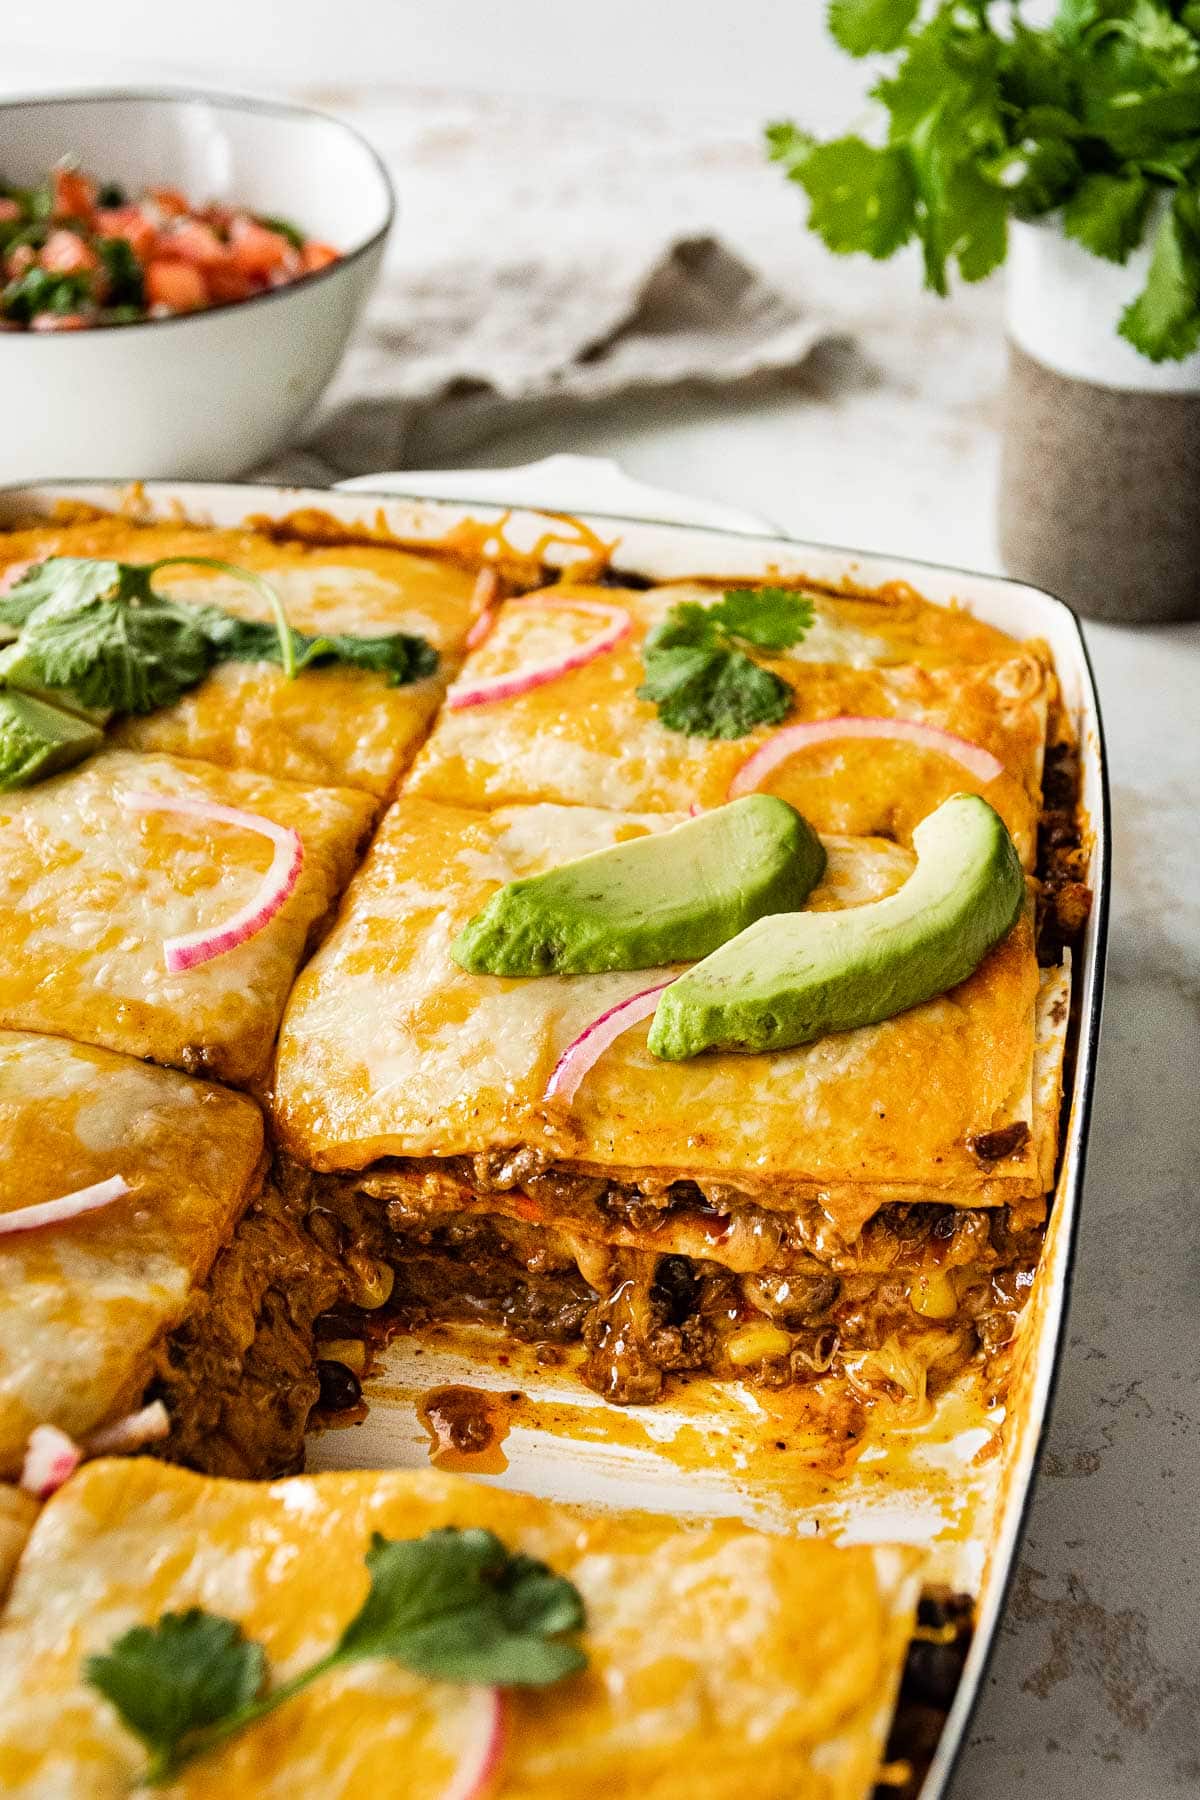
1000;217;1200;624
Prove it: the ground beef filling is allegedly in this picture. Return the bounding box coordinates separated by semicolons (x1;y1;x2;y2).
152;1182;351;1480
301;1165;1042;1406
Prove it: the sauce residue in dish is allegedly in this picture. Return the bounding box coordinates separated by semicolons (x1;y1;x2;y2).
417;1383;516;1474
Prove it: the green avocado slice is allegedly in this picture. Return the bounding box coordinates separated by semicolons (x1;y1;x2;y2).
648;793;1025;1060
0;690;105;791
451;795;827;976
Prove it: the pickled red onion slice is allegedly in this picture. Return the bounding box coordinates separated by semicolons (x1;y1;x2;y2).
728;716;1004;797
444;1690;507;1800
0;1174;128;1237
86;1400;171;1457
20;1424;82;1498
448;597;632;709
465;567;501;649
545;979;675;1106
124;792;304;973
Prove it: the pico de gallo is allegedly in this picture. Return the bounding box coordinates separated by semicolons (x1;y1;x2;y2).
0;162;340;331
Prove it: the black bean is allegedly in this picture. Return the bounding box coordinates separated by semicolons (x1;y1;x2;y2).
316;1359;362;1412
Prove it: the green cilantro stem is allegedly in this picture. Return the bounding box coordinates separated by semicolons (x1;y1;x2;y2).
148;557;297;680
142;1653;342;1786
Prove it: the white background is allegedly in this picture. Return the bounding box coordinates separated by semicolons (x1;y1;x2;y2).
5;0;861;119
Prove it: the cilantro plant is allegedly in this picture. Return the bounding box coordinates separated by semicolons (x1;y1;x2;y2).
767;1;1200;362
637;586;814;738
84;1526;587;1786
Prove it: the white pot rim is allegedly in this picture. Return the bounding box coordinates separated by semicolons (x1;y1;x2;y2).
1007;214;1200;394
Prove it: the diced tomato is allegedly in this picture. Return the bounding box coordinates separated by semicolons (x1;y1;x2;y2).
95;206;157;261
203;262;255;305
29;312;86;331
148;186;189;218
40;230;99;276
161;219;226;267
5;244;36;280
144;259;209;312
52;167;96;223
0;198;22;225
301;240;339;272
228;215;292;276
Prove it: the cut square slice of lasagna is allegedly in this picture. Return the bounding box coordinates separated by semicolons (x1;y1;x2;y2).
273;798;1068;1406
0;516;481;798
0;1030;364;1483
0;1458;922;1799
405;581;1052;865
0;750;375;1086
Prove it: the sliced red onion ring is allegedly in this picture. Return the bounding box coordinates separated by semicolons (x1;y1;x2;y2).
0;1174;128;1238
85;1400;171;1457
20;1424;82;1498
444;1690;507;1800
728;716;1004;797
465;567;501;649
545;979;675;1106
448;597;632;709
124;792;304;973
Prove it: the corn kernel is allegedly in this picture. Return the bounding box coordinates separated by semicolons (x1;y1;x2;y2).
349;1256;394;1310
319;1338;366;1374
726;1323;792;1366
910;1272;958;1320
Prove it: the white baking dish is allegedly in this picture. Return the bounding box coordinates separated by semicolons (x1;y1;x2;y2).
0;476;1109;1798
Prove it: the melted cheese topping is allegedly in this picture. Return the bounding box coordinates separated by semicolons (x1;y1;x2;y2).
405;583;1050;864
0;750;375;1086
0;1032;264;1476
273;798;1046;1225
0;1460;921;1798
0;521;478;798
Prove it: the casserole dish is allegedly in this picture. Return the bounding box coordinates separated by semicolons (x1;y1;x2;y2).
0;476;1109;1798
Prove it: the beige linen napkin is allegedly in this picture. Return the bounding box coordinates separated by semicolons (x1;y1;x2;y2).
259;234;835;485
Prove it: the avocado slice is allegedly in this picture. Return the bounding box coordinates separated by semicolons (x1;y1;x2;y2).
451;795;827;976
648;793;1025;1060
0;690;105;791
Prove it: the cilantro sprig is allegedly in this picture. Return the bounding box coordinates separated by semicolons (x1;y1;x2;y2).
768;0;1200;362
0;554;438;785
85;1526;586;1786
637;586;813;739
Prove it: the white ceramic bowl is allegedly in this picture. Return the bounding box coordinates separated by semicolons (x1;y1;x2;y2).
0;89;394;482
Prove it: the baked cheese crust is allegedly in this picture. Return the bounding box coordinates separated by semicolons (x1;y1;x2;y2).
0;750;375;1086
0;1032;265;1476
0;1459;921;1799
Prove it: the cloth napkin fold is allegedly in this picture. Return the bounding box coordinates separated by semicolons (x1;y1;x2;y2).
259;235;836;485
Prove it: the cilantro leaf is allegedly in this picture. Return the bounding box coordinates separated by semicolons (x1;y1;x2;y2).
980;135;1081;220
200;613;438;685
0;558;122;630
783;134;918;259
85;1611;264;1778
1063;170;1152;261
1118;187;1200;361
0;590;213;714
337;1529;586;1686
85;1528;587;1785
708;587;815;648
638;586;809;739
643;648;793;739
827;0;919;57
